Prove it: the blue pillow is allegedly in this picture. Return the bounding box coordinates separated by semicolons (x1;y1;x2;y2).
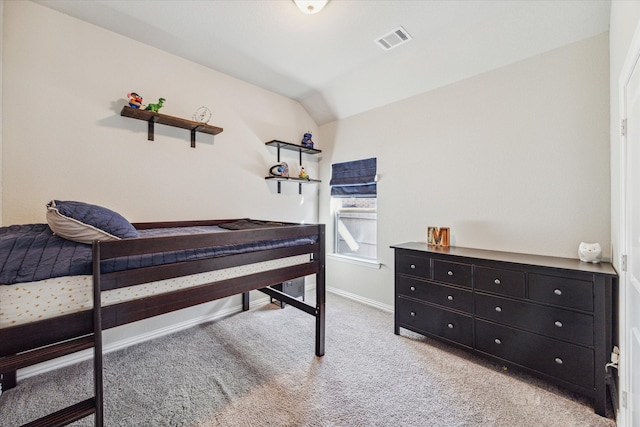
46;200;139;244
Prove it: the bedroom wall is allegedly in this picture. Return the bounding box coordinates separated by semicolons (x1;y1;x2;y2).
319;33;611;309
1;2;319;349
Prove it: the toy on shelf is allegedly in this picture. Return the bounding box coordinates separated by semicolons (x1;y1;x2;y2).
299;166;309;180
269;162;289;177
127;92;143;109
301;131;314;148
145;97;166;113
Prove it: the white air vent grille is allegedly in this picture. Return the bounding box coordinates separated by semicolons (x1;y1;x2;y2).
375;26;412;51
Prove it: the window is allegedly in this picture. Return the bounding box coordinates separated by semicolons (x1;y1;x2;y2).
334;197;377;260
330;158;377;261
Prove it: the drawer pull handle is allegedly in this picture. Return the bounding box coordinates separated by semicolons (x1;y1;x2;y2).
494;278;501;285
410;286;416;292
554;321;563;328
410;264;416;269
447;295;454;301
494;338;502;345
555;357;563;365
554;288;562;296
495;306;502;313
447;323;454;329
448;270;454;276
410;311;416;317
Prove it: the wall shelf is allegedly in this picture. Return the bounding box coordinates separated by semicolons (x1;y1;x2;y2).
121;106;223;148
265;140;321;194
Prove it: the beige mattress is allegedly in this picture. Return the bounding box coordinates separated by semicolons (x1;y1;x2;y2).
0;254;310;328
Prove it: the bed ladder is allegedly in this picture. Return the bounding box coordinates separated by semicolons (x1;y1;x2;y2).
0;253;105;427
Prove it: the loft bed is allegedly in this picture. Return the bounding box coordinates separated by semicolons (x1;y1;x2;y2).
0;207;325;427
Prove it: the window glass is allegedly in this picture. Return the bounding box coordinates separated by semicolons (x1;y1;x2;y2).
334;197;377;260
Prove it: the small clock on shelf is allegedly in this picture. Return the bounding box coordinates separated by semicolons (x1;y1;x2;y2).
192;106;212;124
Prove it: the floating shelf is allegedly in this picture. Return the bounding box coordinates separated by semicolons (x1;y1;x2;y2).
265;140;321;156
264;176;321;184
121;106;223;148
265;140;321;194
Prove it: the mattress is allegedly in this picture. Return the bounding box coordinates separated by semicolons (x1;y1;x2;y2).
0;254;310;328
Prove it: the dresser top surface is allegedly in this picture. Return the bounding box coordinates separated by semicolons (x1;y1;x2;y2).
391;242;617;276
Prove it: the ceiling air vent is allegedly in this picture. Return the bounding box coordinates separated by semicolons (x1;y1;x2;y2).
375;26;412;51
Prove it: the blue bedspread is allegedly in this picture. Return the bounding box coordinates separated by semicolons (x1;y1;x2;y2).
0;223;316;285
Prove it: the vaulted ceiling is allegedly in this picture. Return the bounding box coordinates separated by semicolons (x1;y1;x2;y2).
35;0;611;125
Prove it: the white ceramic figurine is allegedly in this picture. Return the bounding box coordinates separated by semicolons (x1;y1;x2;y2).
578;242;602;263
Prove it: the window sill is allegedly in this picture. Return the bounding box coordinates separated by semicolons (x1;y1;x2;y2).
327;253;382;269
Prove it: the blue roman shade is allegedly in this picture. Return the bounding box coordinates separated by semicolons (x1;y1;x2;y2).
330;158;377;198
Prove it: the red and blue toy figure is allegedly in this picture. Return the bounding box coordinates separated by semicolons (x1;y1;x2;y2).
127;92;143;108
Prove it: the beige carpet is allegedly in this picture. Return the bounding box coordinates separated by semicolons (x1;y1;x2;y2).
0;292;616;426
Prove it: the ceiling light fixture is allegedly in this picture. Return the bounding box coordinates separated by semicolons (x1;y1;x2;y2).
294;0;328;15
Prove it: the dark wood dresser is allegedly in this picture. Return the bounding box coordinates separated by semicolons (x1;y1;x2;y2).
391;242;618;416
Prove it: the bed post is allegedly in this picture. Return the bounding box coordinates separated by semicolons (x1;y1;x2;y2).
1;371;17;391
92;242;105;427
315;224;326;357
242;292;250;311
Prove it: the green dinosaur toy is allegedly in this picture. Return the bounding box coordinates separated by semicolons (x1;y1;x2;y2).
145;97;166;113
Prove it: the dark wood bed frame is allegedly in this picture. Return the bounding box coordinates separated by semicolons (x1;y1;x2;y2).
0;219;326;427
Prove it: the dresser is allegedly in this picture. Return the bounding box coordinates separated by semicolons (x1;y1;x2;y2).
391;242;618;416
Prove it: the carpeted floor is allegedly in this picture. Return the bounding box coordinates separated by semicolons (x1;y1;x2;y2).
0;292;616;426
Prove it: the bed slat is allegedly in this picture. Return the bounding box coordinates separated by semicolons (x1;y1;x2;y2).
100;261;320;329
1;312;92;357
101;243;317;291
0;335;94;373
98;224;319;259
21;398;96;427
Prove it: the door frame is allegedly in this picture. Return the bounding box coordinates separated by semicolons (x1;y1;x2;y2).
618;18;640;427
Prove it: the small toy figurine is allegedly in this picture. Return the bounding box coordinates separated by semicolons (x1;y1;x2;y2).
127;92;143;108
301;131;314;148
299;166;309;180
145;97;166;113
269;162;289;177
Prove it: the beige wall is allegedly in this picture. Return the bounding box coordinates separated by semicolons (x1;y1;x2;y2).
2;1;319;226
320;33;611;308
1;1;320;348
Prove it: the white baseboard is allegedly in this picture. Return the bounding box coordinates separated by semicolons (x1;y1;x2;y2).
327;287;393;313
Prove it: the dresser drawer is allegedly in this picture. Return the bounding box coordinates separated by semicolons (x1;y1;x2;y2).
476;320;594;389
475;294;593;346
529;274;593;312
433;260;472;288
396;253;431;278
475;266;525;298
397;276;472;313
397;297;473;347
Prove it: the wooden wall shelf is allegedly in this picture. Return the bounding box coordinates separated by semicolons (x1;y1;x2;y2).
120;106;223;148
265;140;321;157
265;140;321;194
